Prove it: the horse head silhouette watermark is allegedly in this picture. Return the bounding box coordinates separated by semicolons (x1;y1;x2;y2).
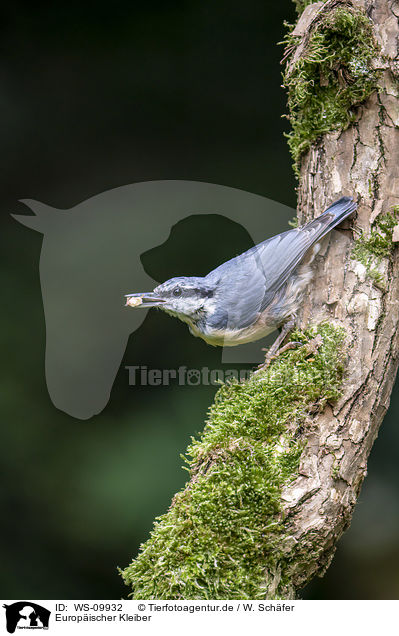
13;180;295;419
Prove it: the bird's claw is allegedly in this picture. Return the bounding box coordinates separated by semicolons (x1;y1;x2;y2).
255;341;303;373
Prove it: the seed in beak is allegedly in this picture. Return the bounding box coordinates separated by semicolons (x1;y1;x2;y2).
125;296;143;307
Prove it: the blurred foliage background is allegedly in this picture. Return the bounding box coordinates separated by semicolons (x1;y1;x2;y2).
0;0;398;600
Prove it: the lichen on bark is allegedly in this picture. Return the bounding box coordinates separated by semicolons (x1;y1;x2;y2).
293;0;326;15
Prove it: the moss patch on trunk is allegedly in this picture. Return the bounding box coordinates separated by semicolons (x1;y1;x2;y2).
352;208;399;288
121;323;346;600
283;6;380;174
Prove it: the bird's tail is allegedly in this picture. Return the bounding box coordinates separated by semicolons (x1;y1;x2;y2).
310;196;357;238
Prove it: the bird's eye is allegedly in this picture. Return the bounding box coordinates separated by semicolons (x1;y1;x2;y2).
173;286;182;297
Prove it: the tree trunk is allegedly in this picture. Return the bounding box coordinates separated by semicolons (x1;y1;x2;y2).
122;0;399;598
280;0;399;590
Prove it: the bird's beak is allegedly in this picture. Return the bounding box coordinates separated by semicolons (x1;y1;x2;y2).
124;292;166;308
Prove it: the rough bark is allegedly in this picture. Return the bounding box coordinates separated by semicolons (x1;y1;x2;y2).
279;0;399;590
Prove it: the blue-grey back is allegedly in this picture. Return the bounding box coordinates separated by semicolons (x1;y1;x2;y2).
204;196;356;330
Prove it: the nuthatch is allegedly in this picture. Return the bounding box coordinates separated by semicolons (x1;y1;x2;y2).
125;197;356;357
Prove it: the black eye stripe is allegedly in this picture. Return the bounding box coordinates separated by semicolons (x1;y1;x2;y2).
162;285;212;298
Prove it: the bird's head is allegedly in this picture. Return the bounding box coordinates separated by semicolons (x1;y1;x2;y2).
125;276;215;325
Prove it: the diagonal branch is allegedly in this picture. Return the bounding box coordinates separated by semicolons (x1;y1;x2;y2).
121;0;399;599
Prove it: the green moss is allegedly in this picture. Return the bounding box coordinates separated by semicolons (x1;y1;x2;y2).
283;7;380;174
121;323;346;600
351;208;398;288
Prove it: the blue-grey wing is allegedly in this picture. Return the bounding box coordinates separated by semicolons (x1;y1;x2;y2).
206;252;269;330
205;196;356;330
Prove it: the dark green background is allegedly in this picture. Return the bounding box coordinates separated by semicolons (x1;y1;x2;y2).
1;0;398;599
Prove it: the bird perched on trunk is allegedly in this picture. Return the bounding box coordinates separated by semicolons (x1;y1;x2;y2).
125;196;356;364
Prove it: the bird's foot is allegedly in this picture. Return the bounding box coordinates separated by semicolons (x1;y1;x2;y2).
253;314;299;374
255;331;324;374
255;341;302;373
